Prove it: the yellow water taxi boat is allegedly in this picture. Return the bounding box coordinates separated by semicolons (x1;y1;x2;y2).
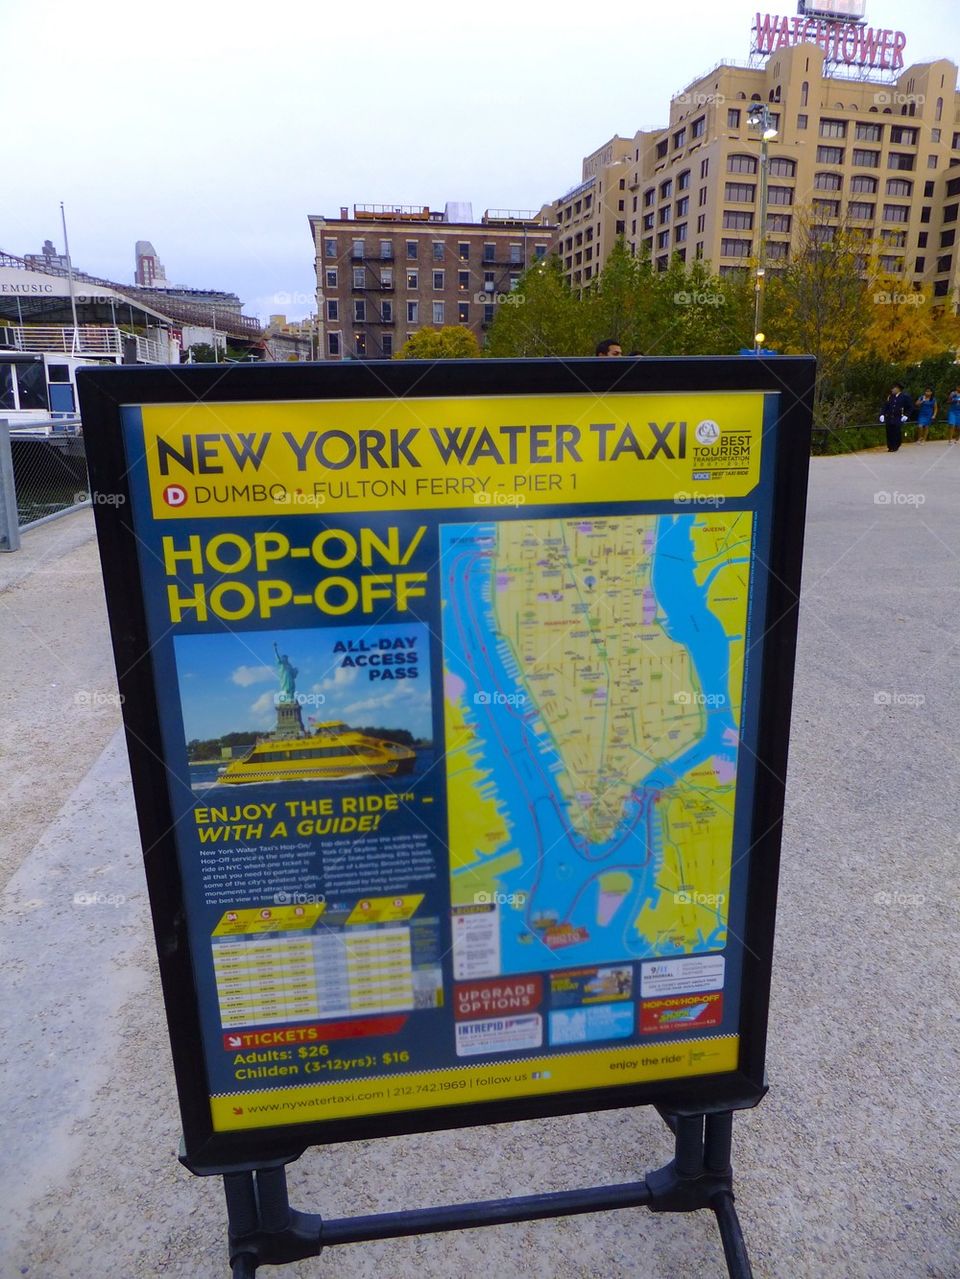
218;721;416;785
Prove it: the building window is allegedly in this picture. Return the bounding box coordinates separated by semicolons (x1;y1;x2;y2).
458;302;469;323
917;231;928;247
934;280;949;296
483;242;495;262
355;333;366;357
888;152;916;170
797;114;808;130
643;213;655;231
458;242;469;261
354;300;366;322
326;299;338;321
728;154;758;174
937;254;953;273
657;230;670;250
407;300;418;323
509;243;523;263
458;269;470;290
815;171;842;191
820;119;847;138
327;331;340;355
878;255;903;272
656;139;669;159
676;196;689;217
673;128;686;149
325;268;338;288
381;266;393;289
432;301;444;324
928;154;939;169
915;257;926;272
886;178;913;197
324;238;337;258
660;178;673;198
856;122;882;141
727;108;741;128
700;158;709;179
691;115;705;138
721;238;752;258
696;214;705;233
432;242;444;261
678;170;690;190
813;199;841;218
817;145;845;164
615;220;625;234
381;301;393;322
675;222;687;243
433;270;444;290
381;333;393;357
767;212;791;233
483;304;495;324
882;229;907;247
406;240;418;259
406;269;418;289
695;241;704;258
534;244;547;259
768;186;794;205
848;202;875;221
941;229;956;247
800;80;808;106
698;186;708;207
923;180;935;197
890;125;918;145
724;182;756;202
509;273;521;290
921;206;933;223
644;187;655;207
851;175;877;193
852;148;880;167
352;238;364;259
353;266;365;288
659;206;671;224
723;210;754;229
767;241;789;260
882;204;910;223
379;240;393;260
769;157;796;177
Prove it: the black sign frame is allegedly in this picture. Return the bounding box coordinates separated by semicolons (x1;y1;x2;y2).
79;355;813;1176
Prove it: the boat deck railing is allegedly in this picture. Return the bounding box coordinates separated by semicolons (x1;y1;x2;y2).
1;325;164;363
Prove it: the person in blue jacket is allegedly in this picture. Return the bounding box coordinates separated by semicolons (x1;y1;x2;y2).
946;384;960;443
915;386;937;443
880;383;913;452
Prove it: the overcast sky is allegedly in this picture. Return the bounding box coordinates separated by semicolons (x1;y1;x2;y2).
3;0;956;320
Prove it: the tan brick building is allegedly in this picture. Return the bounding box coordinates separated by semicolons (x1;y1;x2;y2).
553;44;960;305
308;204;555;359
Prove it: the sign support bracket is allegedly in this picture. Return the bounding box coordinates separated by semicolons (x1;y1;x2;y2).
218;1108;753;1278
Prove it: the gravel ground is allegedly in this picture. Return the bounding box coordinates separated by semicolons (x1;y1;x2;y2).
1;443;958;1279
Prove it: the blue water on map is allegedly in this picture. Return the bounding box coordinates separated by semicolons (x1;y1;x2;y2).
444;515;737;972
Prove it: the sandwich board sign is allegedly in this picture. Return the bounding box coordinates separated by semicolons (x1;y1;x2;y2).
79;357;812;1261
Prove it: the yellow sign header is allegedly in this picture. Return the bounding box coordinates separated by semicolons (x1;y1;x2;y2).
140;392;764;519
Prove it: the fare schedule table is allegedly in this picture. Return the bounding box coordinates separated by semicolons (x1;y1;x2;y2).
211;905;415;1029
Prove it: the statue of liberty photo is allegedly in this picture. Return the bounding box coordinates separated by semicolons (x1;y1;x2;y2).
273;642;298;704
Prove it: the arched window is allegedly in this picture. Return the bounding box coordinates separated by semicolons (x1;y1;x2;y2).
936;96;943;121
800;81;809;106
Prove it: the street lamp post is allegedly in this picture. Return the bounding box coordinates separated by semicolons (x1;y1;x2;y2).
747;104;778;353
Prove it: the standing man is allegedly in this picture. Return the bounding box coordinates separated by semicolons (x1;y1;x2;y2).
596;338;623;357
880;383;913;452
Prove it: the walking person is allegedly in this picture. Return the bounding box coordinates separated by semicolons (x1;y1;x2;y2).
916;386;937;443
880;383;913;452
946;384;960;443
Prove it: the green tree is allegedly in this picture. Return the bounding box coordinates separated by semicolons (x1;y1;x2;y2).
642;256;754;356
395;326;481;359
484;256;592;356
